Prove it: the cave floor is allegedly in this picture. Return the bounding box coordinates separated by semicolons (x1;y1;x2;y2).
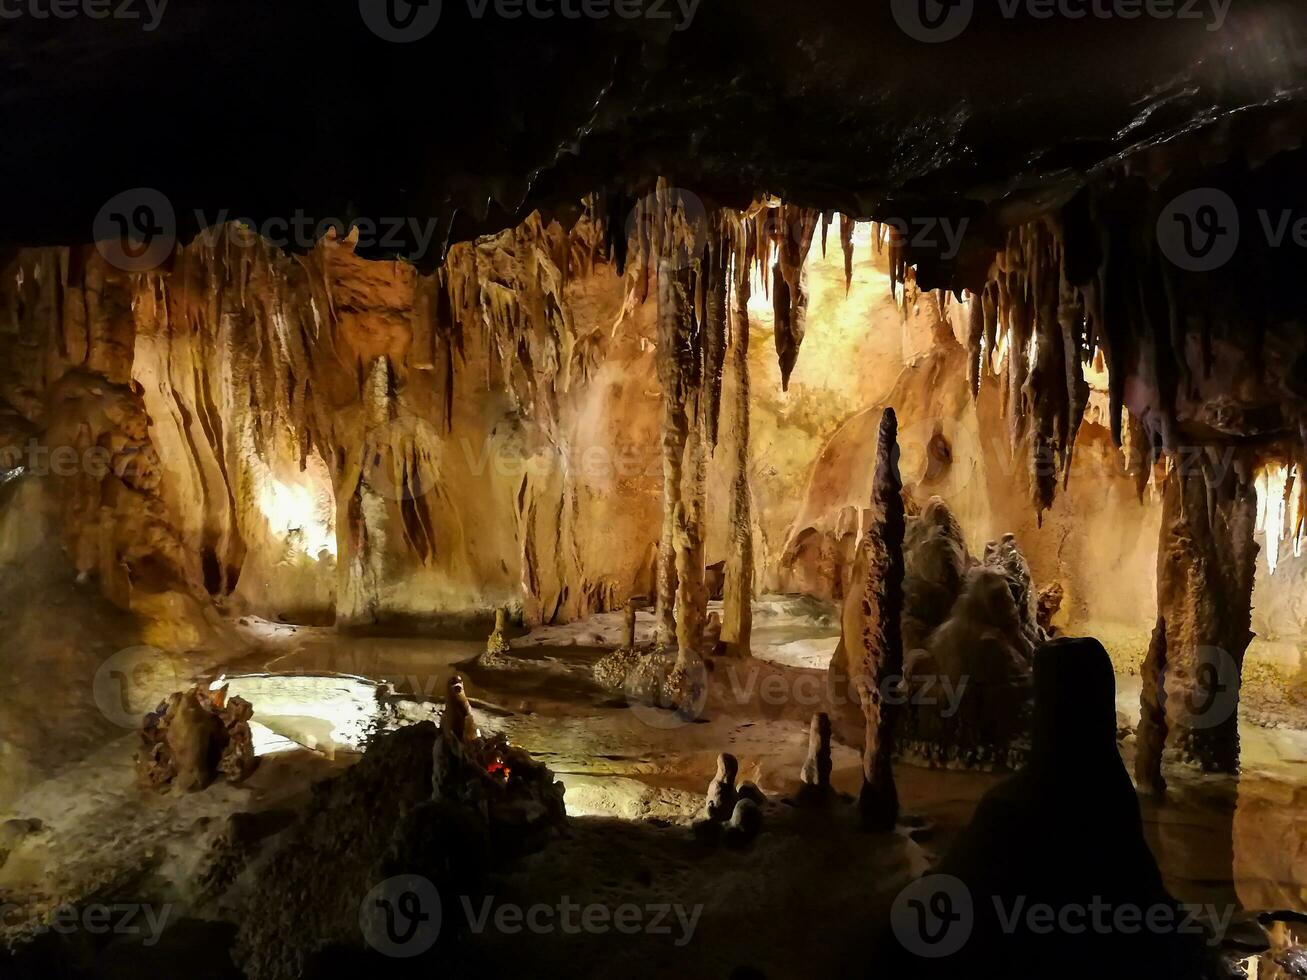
1;598;1305;976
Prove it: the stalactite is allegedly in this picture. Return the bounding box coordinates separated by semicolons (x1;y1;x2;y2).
839;214;855;295
1025;228;1066;518
855;408;906;831
1057;261;1090;485
966;289;985;399
771;205;818;389
720;218;754;658
702;218;728;450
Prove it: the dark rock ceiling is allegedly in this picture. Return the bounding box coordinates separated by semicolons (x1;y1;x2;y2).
2;0;1305;271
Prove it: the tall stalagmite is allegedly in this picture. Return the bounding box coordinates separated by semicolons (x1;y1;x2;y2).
1139;465;1257;776
855;408;906;830
1135;617;1170;797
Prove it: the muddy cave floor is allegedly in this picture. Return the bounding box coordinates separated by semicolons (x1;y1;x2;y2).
2;598;1307;978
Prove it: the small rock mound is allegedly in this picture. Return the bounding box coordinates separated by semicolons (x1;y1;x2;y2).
136;685;257;792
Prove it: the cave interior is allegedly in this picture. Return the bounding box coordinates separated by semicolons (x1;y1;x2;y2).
4;2;1307;978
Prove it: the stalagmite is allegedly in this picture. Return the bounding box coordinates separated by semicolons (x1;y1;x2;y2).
719;223;754;658
1148;464;1258;774
854;408;906;831
703;752;739;822
483;611;507;655
797;712;833;804
1135;616;1170;797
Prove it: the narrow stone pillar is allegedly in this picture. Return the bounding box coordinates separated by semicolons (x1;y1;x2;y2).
654;256;692;650
855;408;907;831
719;254;753;657
674;420;708;664
1134;616;1169;796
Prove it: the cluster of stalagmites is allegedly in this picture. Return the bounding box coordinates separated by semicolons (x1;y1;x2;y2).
831;409;1053;788
233;674;564;980
691;752;767;848
896;502;1048;768
136;684;257;792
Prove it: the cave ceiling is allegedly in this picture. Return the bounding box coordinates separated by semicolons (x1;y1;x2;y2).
2;0;1305;278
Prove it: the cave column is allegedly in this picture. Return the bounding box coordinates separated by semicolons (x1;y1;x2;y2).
1136;461;1257;785
655;256;692;651
719;245;754;657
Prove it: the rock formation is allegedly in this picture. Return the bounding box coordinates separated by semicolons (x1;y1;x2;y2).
797;711;833;804
1136;464;1258;784
136;685;257;792
703;752;739;823
828;408;906;831
718;239;755;658
439;674;479;747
